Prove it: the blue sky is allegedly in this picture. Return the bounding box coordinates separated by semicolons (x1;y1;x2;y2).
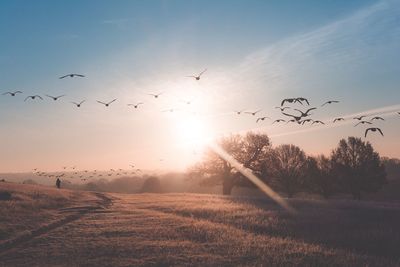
0;0;399;172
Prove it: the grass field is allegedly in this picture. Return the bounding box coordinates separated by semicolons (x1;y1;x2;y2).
0;182;399;266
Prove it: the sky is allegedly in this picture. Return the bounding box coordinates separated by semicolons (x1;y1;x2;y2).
0;0;399;173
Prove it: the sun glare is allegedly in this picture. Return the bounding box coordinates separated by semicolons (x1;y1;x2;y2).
174;114;212;150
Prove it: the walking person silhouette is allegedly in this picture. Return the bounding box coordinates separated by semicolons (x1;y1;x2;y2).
56;178;61;189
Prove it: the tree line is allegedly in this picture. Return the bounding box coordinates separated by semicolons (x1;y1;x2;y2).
189;132;389;199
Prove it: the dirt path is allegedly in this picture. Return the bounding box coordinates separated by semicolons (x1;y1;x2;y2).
0;192;113;256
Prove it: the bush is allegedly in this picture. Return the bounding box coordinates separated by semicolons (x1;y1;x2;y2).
141;176;162;193
0;191;12;201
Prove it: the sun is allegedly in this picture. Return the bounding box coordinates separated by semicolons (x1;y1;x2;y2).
174;114;212;150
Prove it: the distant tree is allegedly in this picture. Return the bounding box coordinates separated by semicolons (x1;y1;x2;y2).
381;157;400;181
141;176;162;193
0;191;12;201
306;155;337;198
189;132;272;195
269;144;308;198
22;179;37;185
331;137;386;200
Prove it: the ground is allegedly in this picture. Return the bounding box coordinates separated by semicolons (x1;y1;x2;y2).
0;183;399;266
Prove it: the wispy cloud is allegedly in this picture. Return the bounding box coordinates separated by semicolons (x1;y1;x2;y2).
222;0;400;96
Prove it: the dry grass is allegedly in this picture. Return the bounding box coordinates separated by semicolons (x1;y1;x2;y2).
1;186;399;266
0;182;98;241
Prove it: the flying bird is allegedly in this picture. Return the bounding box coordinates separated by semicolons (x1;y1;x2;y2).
234;110;246;115
256;116;270;123
147;92;163;98
59;74;85;79
301;119;313;125
71;100;85;107
97;99;117;107
312;120;325;125
186;69;207;80
294;107;316;117
2;91;22;96
46;94;65;101
282;112;302;122
272;119;286;124
127;102;144;108
286;119;301;124
245;110;262;116
321;100;339;107
24;95;43;101
370;116;385;121
275;106;290;112
180;99;192;105
162;108;177;113
281;98;300;106
296;97;310;105
353;115;366;120
365;127;384;137
354;121;372;127
333;118;344;123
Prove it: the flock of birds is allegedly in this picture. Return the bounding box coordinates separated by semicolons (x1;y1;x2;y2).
234;97;393;138
2;68;398;181
31;164;141;181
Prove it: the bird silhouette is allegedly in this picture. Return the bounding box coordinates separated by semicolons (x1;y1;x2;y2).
370;116;385;121
24;95;43;101
275;106;290;112
59;74;85;79
272;119;286;124
301;119;313;125
71;100;85;107
162;108;177;113
281;98;300;106
128;102;144;108
180;99;192;105
187;69;207;80
321;100;339;107
333;118;344;123
312;120;325;125
234;110;246;115
354;121;372;127
245;110;262;116
97;99;117;107
286;119;301;124
3;91;22;96
296;97;310;105
294;107;316;117
256;116;270;123
354;115;366;120
46;94;65;101
147;92;163;98
365;127;384;137
282;112;302;122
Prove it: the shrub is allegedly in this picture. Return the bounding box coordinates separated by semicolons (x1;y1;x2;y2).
141;176;162;193
0;191;12;201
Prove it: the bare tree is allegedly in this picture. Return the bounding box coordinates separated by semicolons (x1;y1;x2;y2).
331;137;386;200
269;144;308;198
189;132;271;195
